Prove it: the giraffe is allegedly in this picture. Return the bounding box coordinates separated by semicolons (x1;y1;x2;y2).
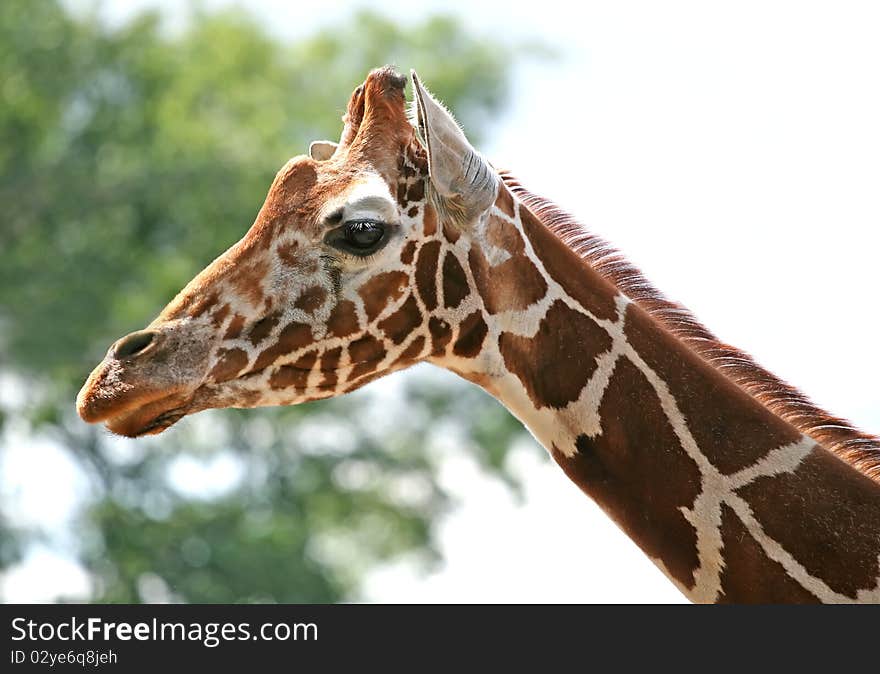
76;66;880;603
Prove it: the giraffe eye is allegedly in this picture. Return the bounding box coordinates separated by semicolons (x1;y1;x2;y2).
324;219;388;257
344;220;385;248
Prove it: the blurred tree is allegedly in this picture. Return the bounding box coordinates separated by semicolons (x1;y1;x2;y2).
0;0;541;602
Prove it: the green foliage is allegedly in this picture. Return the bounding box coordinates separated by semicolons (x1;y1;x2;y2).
0;0;541;602
0;516;23;569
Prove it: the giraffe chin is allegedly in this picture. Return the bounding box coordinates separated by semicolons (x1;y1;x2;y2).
105;406;188;437
96;392;194;438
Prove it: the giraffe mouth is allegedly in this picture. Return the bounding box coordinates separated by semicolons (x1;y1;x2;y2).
77;379;195;438
100;397;193;438
130;407;188;436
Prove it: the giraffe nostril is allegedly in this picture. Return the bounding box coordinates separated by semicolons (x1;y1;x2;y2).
112;330;158;360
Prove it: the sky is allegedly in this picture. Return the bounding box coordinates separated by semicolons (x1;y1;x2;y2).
4;0;879;603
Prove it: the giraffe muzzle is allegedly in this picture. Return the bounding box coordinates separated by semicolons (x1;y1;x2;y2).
76;321;214;436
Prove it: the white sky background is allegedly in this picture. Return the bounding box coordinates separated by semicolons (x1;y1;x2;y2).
3;0;879;603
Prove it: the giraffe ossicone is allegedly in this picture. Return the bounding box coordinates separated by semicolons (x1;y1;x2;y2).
77;66;880;603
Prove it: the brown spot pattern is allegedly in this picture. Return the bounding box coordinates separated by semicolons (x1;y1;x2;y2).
441;252;469;309
422;207;437;236
717;504;819;603
277;241;299;266
227;258;268;307
224;314;245;340
453;311;488;358
359;271;408;322
400;240;416;265
269;350;317;391
319;347;342;389
406;179;425;204
499;300;611;409
559;357;702;590
326;300;359;338
253;321;313;371
415;240;442;311
737;449;880;598
518;206;618;321
294;285;327;314
210;303;230;327
247;312;280;346
468;243;547;315
406;141;428;174
397;335;426;364
442;220;461;243
350;361;379;381
349;333;385;365
209;348;248;383
486;215;525;255
320;346;342;371
429;317;453;355
624;304;802;475
378;294;421;344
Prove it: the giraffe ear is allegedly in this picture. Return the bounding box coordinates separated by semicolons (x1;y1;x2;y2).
411;71;497;222
309;140;338;161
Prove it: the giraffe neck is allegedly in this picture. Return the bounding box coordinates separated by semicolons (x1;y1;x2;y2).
438;182;880;603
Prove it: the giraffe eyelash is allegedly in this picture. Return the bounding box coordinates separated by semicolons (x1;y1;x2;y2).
320;247;383;267
323;220;397;259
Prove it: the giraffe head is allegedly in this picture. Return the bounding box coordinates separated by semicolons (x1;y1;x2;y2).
76;66;500;437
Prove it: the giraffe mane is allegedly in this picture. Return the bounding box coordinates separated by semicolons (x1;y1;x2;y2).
499;170;880;482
